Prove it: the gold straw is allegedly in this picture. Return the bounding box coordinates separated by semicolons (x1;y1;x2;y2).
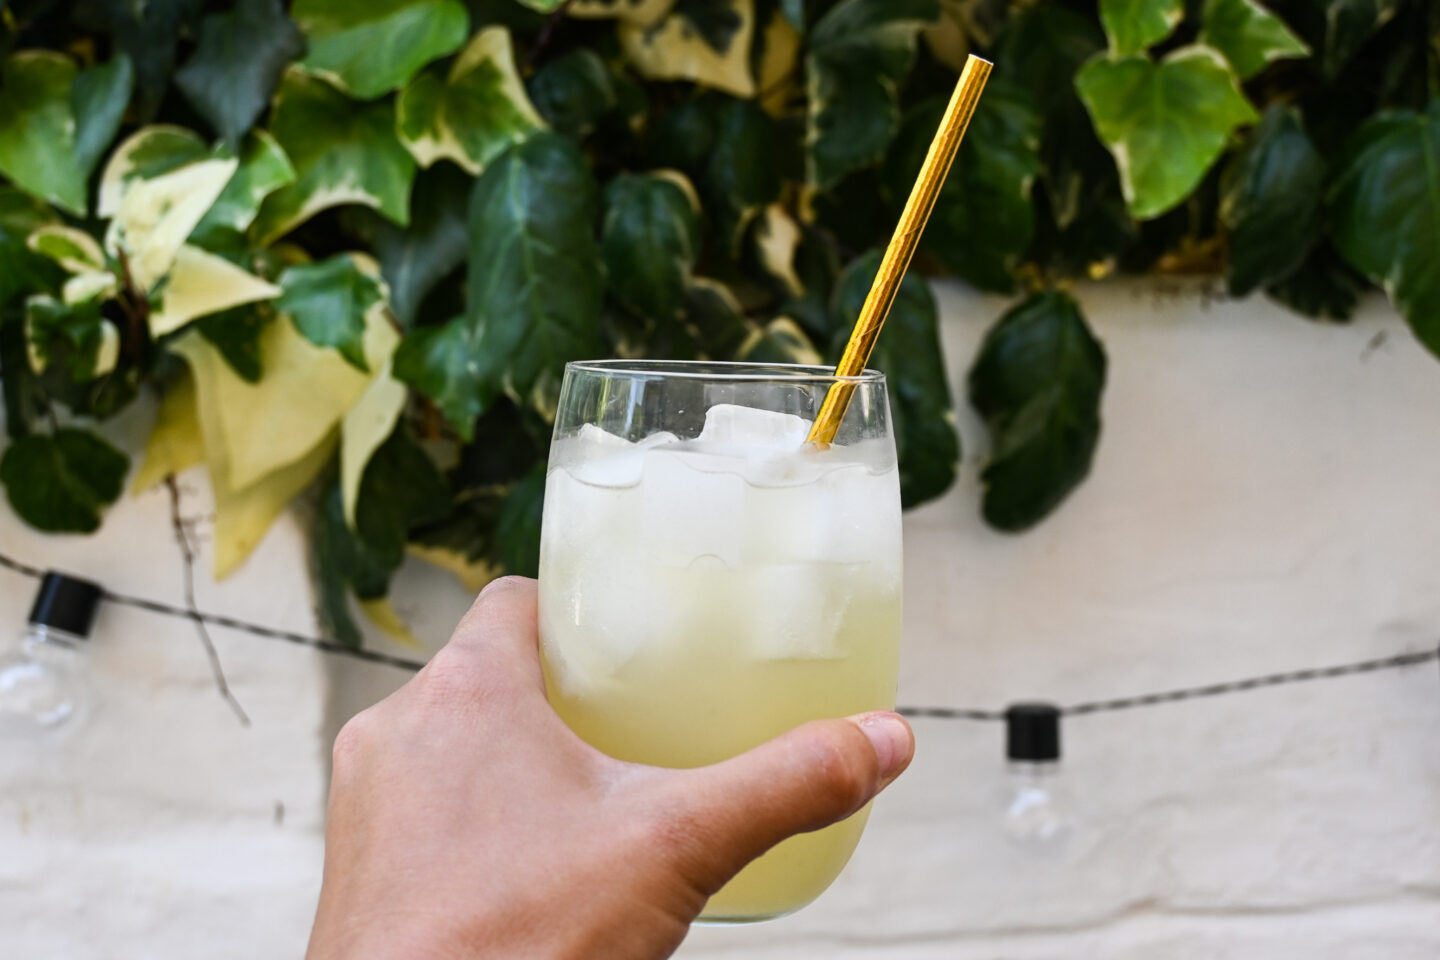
806;55;992;446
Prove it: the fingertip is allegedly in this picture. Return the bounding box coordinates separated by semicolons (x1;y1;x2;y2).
849;711;913;783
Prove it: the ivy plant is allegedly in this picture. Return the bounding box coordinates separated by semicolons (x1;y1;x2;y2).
0;0;1435;646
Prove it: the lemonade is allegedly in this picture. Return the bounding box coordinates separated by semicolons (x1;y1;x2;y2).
538;401;902;921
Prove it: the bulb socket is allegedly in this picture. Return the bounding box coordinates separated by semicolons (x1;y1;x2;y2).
28;572;102;640
1005;702;1061;763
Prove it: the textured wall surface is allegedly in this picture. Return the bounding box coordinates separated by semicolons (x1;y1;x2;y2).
1;282;1438;958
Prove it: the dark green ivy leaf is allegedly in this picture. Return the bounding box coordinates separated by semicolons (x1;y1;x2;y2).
1328;100;1440;356
0;186;61;308
1265;241;1366;321
354;424;450;563
464;131;604;418
649;95;783;249
805;0;939;189
276;256;385;372
24;295;106;384
196;301;275;383
833;250;958;508
1221;105;1325;296
452;396;546;490
367;164;471;328
528;49;621;139
312;480;388;648
73;0;204;120
494;461;545;577
393;317;487;438
1;304;48;439
884;80;1042;293
601;172;701;324
175;0;306;146
1322;0;1402;77
0;428;128;533
71;53;134;178
968;290;1107;532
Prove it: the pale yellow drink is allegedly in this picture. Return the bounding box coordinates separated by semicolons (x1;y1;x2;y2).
538;405;902;921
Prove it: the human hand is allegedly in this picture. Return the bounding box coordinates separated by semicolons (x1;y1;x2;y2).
306;577;913;960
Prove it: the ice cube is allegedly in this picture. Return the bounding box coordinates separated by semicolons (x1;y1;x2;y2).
746;564;846;660
641;447;745;568
552;424;644;488
698;404;810;451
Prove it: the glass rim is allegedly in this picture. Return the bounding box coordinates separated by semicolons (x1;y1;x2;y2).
564;359;886;385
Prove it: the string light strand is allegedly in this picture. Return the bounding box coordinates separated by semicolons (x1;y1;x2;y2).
2;550;1435;718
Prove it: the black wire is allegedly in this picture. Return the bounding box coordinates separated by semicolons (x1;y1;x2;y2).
2;549;1436;719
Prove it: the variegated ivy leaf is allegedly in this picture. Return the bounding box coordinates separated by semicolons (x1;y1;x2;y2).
340;362;408;528
568;0;676;27
26;226;106;275
149;245;283;338
397;27;546;175
1099;0;1183;56
24;295;120;380
805;0;940;190
192;131;297;243
1199;0;1309;80
1076;46;1258;220
275;255;386;371
734;316;822;365
0;52;133;216
292;0;470;100
253;69;417;243
515;0;568;9
619;0;757;98
754;204;804;295
99;127;239;290
97;126;214;218
26;225;116;305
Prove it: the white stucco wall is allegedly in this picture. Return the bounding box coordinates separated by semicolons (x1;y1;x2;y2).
1;281;1437;958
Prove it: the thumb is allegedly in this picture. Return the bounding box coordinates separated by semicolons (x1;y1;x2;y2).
659;711;913;893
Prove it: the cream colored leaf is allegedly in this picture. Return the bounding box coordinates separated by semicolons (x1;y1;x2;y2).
107;157;239;290
569;0;674;27
358;597;426;650
619;0;756;98
92;320;119;376
755;203;803;295
340;361;407;528
27;225;105;273
757;10;801;115
212;430;336;579
132;374;205;494
651;168;702;211
148;244;282;337
407;543;500;595
170;331;337;576
61;271;118;305
172;307;398;493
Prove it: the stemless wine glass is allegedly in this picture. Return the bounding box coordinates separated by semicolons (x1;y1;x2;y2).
537;360;902;923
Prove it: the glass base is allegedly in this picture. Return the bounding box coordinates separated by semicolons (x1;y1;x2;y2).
693;910;793;926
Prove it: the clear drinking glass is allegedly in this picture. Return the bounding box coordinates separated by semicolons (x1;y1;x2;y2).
538;360;903;923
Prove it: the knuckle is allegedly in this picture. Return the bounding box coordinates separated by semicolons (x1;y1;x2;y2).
410;648;479;711
808;725;879;813
331;708;379;773
637;803;712;874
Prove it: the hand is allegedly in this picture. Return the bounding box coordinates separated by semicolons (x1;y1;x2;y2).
306;577;914;960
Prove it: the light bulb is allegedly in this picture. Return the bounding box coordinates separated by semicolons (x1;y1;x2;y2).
0;572;101;740
1002;703;1068;846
